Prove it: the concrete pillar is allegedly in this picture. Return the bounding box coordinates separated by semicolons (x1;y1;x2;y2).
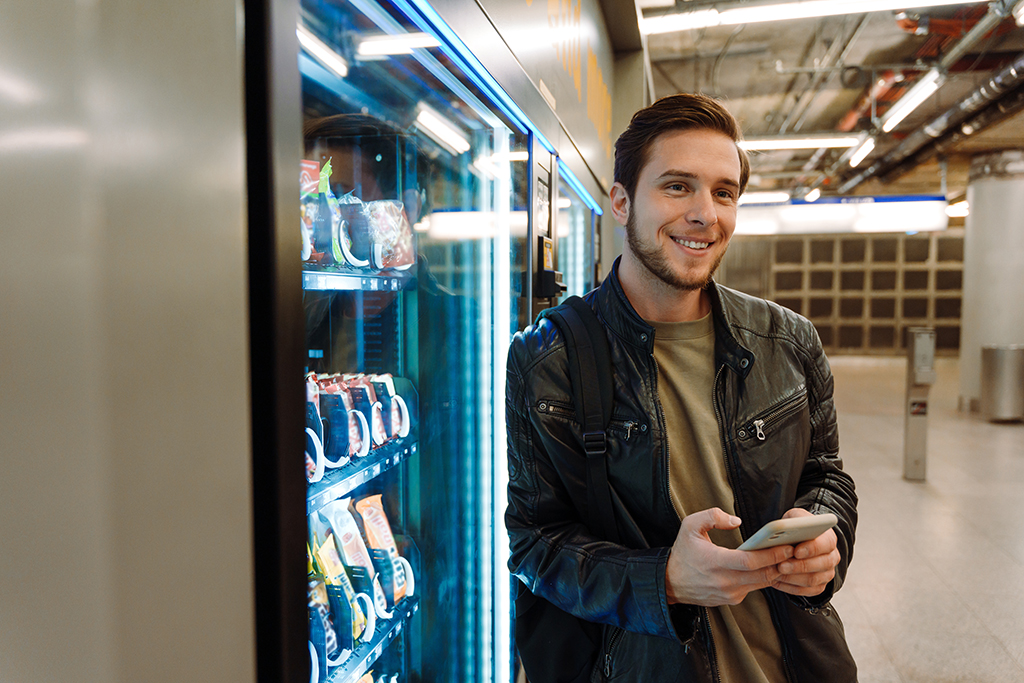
959;151;1024;410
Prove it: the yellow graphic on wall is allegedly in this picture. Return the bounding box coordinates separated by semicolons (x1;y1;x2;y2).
587;44;612;157
549;0;582;102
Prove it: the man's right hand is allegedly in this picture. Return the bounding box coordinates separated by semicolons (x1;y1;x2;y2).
666;507;794;606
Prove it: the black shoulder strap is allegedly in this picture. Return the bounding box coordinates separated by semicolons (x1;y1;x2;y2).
537;296;618;543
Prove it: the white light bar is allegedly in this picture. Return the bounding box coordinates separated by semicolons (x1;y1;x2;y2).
804;188;821;202
415;105;471;155
882;68;943;132
739;191;791;205
740;135;861;150
358;32;441;56
945;200;969;218
849;137;876;168
642;0;986;34
737;196;948;235
297;25;348;78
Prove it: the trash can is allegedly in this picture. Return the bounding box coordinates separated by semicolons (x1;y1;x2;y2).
980;345;1024;422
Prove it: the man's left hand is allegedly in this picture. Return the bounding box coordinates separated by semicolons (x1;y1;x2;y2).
772;508;840;597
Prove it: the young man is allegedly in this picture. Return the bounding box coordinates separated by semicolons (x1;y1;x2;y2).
505;94;858;682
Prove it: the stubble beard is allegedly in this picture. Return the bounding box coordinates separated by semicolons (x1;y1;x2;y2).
624;209;726;292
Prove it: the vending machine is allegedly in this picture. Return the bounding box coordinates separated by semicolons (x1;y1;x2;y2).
246;1;604;681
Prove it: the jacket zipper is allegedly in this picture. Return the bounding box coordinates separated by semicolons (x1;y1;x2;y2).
603;627;624;678
741;388;807;441
537;401;638;441
716;364;797;682
701;607;722;683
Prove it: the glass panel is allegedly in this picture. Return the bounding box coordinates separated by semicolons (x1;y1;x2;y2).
297;2;527;681
557;179;593;299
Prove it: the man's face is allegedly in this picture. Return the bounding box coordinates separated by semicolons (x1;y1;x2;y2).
617;128;741;292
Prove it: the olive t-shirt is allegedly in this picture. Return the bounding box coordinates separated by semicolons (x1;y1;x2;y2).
650;313;786;683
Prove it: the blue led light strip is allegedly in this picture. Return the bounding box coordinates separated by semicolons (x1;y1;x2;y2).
558;158;604;215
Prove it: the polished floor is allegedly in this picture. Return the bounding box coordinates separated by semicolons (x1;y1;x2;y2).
829;356;1024;683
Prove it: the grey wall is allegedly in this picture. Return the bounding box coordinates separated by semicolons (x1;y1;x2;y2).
0;1;256;681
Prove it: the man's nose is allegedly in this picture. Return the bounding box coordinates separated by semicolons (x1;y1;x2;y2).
685;190;717;227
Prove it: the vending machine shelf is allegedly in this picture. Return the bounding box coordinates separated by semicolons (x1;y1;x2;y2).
326;595;420;683
307;438;417;515
302;269;414;293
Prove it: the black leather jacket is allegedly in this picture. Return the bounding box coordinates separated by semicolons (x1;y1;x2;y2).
506;260;858;682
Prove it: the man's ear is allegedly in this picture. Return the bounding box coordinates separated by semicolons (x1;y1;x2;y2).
609;182;630;227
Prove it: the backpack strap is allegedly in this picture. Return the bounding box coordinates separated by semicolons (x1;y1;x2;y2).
537;296;618;543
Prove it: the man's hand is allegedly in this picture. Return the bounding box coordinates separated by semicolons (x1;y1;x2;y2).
773;508;840;597
666;508;795;607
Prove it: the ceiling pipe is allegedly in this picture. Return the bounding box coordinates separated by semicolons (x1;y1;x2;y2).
838;0;1024;192
837;70;900;131
779;15;869;133
839;47;1024;193
882;82;1024;181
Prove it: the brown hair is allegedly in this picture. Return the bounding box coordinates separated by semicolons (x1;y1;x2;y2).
613;93;750;201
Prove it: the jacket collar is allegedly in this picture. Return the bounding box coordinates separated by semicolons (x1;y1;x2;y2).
593;256;755;378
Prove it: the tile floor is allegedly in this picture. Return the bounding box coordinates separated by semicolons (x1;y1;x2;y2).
829;355;1024;683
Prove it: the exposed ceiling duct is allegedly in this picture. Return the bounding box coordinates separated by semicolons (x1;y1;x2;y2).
839;47;1024;192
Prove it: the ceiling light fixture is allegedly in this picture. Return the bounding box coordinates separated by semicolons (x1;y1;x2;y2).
881;68;943;132
415;105;471;155
297;25;349;78
849;137;875;168
358;32;441;56
740;135;861;150
641;0;986;34
804;188;821;202
739;191;791;205
945;200;969;218
1014;2;1024;26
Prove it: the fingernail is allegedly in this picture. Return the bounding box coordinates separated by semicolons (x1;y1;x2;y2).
795;548;809;559
730;516;741;526
780;562;793;573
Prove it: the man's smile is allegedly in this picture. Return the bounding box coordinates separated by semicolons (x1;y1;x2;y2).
671;236;713;250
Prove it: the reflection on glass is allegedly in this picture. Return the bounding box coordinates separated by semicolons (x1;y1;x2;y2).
298;1;526;681
557;181;592;301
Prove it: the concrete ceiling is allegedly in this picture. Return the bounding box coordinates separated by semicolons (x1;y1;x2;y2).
640;1;1024;203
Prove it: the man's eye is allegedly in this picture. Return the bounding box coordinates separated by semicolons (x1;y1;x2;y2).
667;183;686;191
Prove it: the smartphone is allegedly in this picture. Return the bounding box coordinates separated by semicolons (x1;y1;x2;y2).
737;513;838;551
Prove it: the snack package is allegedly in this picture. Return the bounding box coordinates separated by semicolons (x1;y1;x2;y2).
365;200;415;270
319;378;370;459
336;191;375;268
355;495;408;603
346;375;389;447
310;514;370;642
319;499;391;619
307;577;340;659
370;374;410;439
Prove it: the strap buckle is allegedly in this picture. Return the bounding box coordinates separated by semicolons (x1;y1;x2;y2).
583;431;606;456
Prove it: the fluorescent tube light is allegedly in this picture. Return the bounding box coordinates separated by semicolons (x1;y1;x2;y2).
739;191;791;205
881;68;943;132
642;0;985;34
358;32;441;56
945;200;969;218
415;105;471;155
849;137;875;168
1014;2;1024;26
297;25;348;78
804;188;821;202
740;135;861;150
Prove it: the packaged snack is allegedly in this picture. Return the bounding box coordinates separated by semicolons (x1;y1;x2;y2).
307;577;340;659
319;499;392;619
310;513;374;642
336;191;375;268
370;374;411;439
355;495;410;603
365;200;415;270
300;159;319;261
346;376;389;447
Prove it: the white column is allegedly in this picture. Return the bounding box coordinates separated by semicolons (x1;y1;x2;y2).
959;151;1024;409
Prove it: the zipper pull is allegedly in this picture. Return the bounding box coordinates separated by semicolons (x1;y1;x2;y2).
624;421;636;440
753;419;766;440
605;653;613;678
